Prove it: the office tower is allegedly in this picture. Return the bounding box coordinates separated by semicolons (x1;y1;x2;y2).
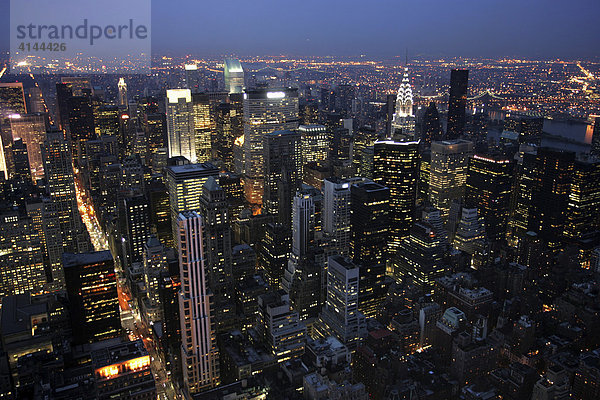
350;181;390;265
259;222;291;289
192;93;214;163
58;85;95;163
199;177;234;332
177;211;220;393
299;124;329;167
263;130;302;226
0;82;26;117
184;64;201;92
166;89;195;162
446;69;469;139
299;100;319;125
385;94;396;138
373;139;420;255
11;138;31;182
123;195;151;264
508;147;538;245
504;113;544;145
143;236;168;323
529;148;575;249
8;113;47;180
394;222;446;294
257;290;306;362
322;177;359;257
0;211;46;298
465;154;513;242
282;192;321;321
318;256;366;349
147;179;172;247
564;159;600;246
352;126;379;173
422;206;450;248
60;77;92;96
429;139;474;218
41;130;89;256
453;208;487;263
591;117;600;158
117;78;128;108
243;87;299;207
224;59;244;94
145;112;167;163
166;162;220;246
94;104;120;139
335;84;356;118
421;102;442;144
418;149;431;205
63;251;120;344
215;100;243;171
27;86;45;114
391;68;416;137
92;339;156;400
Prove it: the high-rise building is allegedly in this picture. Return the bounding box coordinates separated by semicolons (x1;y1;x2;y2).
299;125;329;167
41;130;90;264
224;59;244;94
564;159;600;246
453;208;487;265
394;222;446;294
318;255;366;350
166;89;195;162
8;113;48;180
504;113;544;146
528;148;575;249
123;195;151;264
143;236;168;323
429;139;474;218
191;93;214;163
165;162;220;246
215;98;243;171
63;251;120;344
465;154;514;242
11;138;31;182
199;177;234;332
0;211;46;298
446;69;469;140
117;78;128;108
421;102;442;144
258;222;291;289
391;68;416;137
184;64;201;92
177;211;220;394
350;181;390;266
257;290;306;362
243;87;299;207
0;82;27;117
591;117;600;158
373;139;420;255
263;130;302;226
27;86;46;114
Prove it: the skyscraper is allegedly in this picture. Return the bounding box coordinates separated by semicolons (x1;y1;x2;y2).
177;211;220;394
224;59;244;94
465;154;514;242
373;139;420;255
199;177;234;332
0;82;26;117
243;87;299;207
591;117;600;158
41;130;90;267
117;78;128;108
318;255;366;349
563;159;600;246
166;162;220;246
391;68;416;137
446;69;469;140
429;139;474;218
123;195;151;264
63;251;120;344
421;102;442;144
263;130;302;226
394;222;446;294
322;177;358;257
299;124;329;167
192;93;214;163
166;89;195;162
8;113;47;180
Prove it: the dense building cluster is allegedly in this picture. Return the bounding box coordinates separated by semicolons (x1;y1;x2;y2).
0;55;599;400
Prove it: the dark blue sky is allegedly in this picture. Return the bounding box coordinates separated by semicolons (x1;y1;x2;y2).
2;0;599;59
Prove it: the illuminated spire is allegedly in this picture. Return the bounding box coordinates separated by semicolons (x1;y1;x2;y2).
394;67;413;118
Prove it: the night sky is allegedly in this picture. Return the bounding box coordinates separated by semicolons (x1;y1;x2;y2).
1;0;599;59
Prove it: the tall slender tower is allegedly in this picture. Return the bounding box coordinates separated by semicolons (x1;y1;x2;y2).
391;68;415;137
446;69;469;139
177;211;219;394
117;78;128;109
166;89;195;162
243;88;299;208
